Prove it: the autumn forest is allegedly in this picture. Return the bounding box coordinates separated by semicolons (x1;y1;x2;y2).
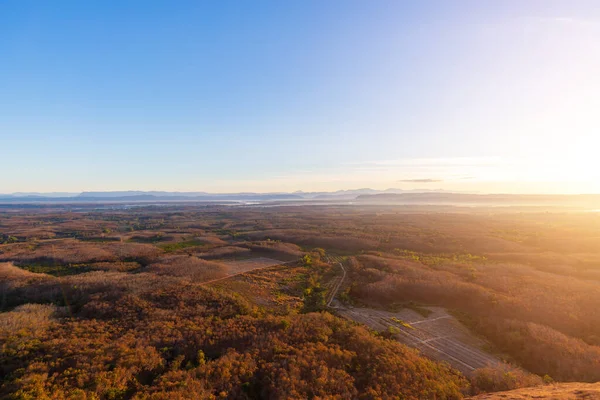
2;204;600;399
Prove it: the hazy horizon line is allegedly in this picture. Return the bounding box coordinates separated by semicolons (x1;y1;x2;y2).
3;188;600;197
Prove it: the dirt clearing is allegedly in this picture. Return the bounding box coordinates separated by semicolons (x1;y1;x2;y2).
220;257;285;274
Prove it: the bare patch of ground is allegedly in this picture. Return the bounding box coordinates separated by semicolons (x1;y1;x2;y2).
220;257;285;275
209;263;306;313
145;256;286;284
468;382;600;399
0;303;63;333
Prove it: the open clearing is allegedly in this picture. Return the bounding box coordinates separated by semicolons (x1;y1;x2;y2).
199;257;288;285
220;257;285;274
336;305;501;375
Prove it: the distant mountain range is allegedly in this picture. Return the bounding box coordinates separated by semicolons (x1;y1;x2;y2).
356;192;600;207
0;188;444;203
0;190;598;206
0;192;299;202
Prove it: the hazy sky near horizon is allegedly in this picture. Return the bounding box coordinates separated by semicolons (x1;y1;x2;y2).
2;1;600;194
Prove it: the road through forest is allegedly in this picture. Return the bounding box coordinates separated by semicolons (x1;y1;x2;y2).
326;259;346;307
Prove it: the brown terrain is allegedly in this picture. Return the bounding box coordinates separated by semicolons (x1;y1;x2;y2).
2;204;600;398
337;305;501;375
468;383;600;399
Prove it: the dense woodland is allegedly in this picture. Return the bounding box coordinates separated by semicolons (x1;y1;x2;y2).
2;204;600;398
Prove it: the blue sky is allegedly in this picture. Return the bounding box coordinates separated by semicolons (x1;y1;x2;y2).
2;1;599;193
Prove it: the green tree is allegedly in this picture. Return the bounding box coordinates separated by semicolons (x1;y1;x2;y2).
302;285;326;312
301;254;312;267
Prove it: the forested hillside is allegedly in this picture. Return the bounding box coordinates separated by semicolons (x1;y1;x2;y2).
2;205;600;398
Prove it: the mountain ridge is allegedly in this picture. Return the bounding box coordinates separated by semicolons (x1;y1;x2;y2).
0;188;433;202
1;190;599;205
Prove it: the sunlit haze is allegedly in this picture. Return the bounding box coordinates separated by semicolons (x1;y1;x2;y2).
2;1;599;194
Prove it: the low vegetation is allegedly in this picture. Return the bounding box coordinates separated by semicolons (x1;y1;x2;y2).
1;204;600;398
